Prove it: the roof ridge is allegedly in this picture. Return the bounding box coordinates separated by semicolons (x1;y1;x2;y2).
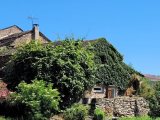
0;25;23;32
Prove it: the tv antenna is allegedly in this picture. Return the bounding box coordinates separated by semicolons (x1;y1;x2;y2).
28;11;38;29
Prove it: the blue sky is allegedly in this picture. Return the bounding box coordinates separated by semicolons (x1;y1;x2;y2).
0;0;160;75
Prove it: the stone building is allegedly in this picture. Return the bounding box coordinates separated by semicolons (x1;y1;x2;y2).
0;24;51;77
0;24;50;50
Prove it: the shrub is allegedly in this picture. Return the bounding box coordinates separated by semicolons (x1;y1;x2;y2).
12;79;60;120
64;103;90;120
93;108;105;120
138;81;154;98
147;81;160;118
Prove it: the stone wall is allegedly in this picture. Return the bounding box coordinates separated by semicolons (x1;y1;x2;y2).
39;35;50;44
85;97;149;118
0;26;22;39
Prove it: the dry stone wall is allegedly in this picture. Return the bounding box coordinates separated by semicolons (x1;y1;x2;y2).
87;97;149;118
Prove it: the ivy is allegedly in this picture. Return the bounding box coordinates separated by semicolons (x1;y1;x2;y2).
86;37;142;90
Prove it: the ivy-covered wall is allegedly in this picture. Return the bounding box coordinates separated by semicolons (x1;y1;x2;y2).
85;37;143;90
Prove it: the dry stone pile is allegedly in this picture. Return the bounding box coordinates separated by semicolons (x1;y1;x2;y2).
93;97;149;117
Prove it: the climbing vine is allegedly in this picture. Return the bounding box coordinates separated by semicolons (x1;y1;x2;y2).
86;37;143;90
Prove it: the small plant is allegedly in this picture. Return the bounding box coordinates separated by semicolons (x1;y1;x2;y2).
64;103;90;120
93;107;105;120
12;79;60;120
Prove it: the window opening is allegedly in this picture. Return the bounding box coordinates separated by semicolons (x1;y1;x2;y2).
93;87;103;92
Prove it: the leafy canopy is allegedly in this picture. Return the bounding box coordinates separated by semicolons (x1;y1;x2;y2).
4;38;96;108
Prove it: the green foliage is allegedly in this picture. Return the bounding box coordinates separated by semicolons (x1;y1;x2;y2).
138;82;154;98
118;116;160;120
4;38;96;109
140;77;150;83
4;39;44;89
0;116;11;120
63;103;90;120
93;108;105;120
147;81;160;118
86;38;142;90
147;81;157;86
14;79;60;120
0;79;60;119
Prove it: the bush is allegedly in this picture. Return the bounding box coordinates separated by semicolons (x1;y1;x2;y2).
7;79;60;120
64;103;90;120
138;81;154;98
93;108;105;120
147;81;160;118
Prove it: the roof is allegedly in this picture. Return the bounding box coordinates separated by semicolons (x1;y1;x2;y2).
0;25;23;32
82;39;97;47
0;30;51;47
39;31;51;42
0;30;31;41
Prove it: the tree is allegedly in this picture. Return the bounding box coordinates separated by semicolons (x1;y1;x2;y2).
4;38;96;109
147;81;160;117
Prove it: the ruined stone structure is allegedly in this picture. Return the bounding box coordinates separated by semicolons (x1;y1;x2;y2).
83;97;149;118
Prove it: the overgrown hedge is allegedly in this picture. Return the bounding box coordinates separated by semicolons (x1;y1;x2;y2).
86;37;143;90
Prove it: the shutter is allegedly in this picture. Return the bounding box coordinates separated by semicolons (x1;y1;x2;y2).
108;88;111;98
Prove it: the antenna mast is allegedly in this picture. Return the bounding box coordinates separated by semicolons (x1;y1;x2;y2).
28;11;38;29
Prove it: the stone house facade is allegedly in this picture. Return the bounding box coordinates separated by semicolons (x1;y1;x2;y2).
0;24;51;77
0;25;23;40
84;85;118;99
0;24;50;50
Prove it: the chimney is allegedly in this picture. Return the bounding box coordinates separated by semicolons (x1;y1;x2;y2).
33;24;39;40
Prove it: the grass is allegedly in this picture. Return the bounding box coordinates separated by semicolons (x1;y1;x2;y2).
119;116;160;120
0;117;11;120
0;116;25;120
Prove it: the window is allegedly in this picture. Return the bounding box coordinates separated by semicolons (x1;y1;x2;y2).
93;87;103;92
